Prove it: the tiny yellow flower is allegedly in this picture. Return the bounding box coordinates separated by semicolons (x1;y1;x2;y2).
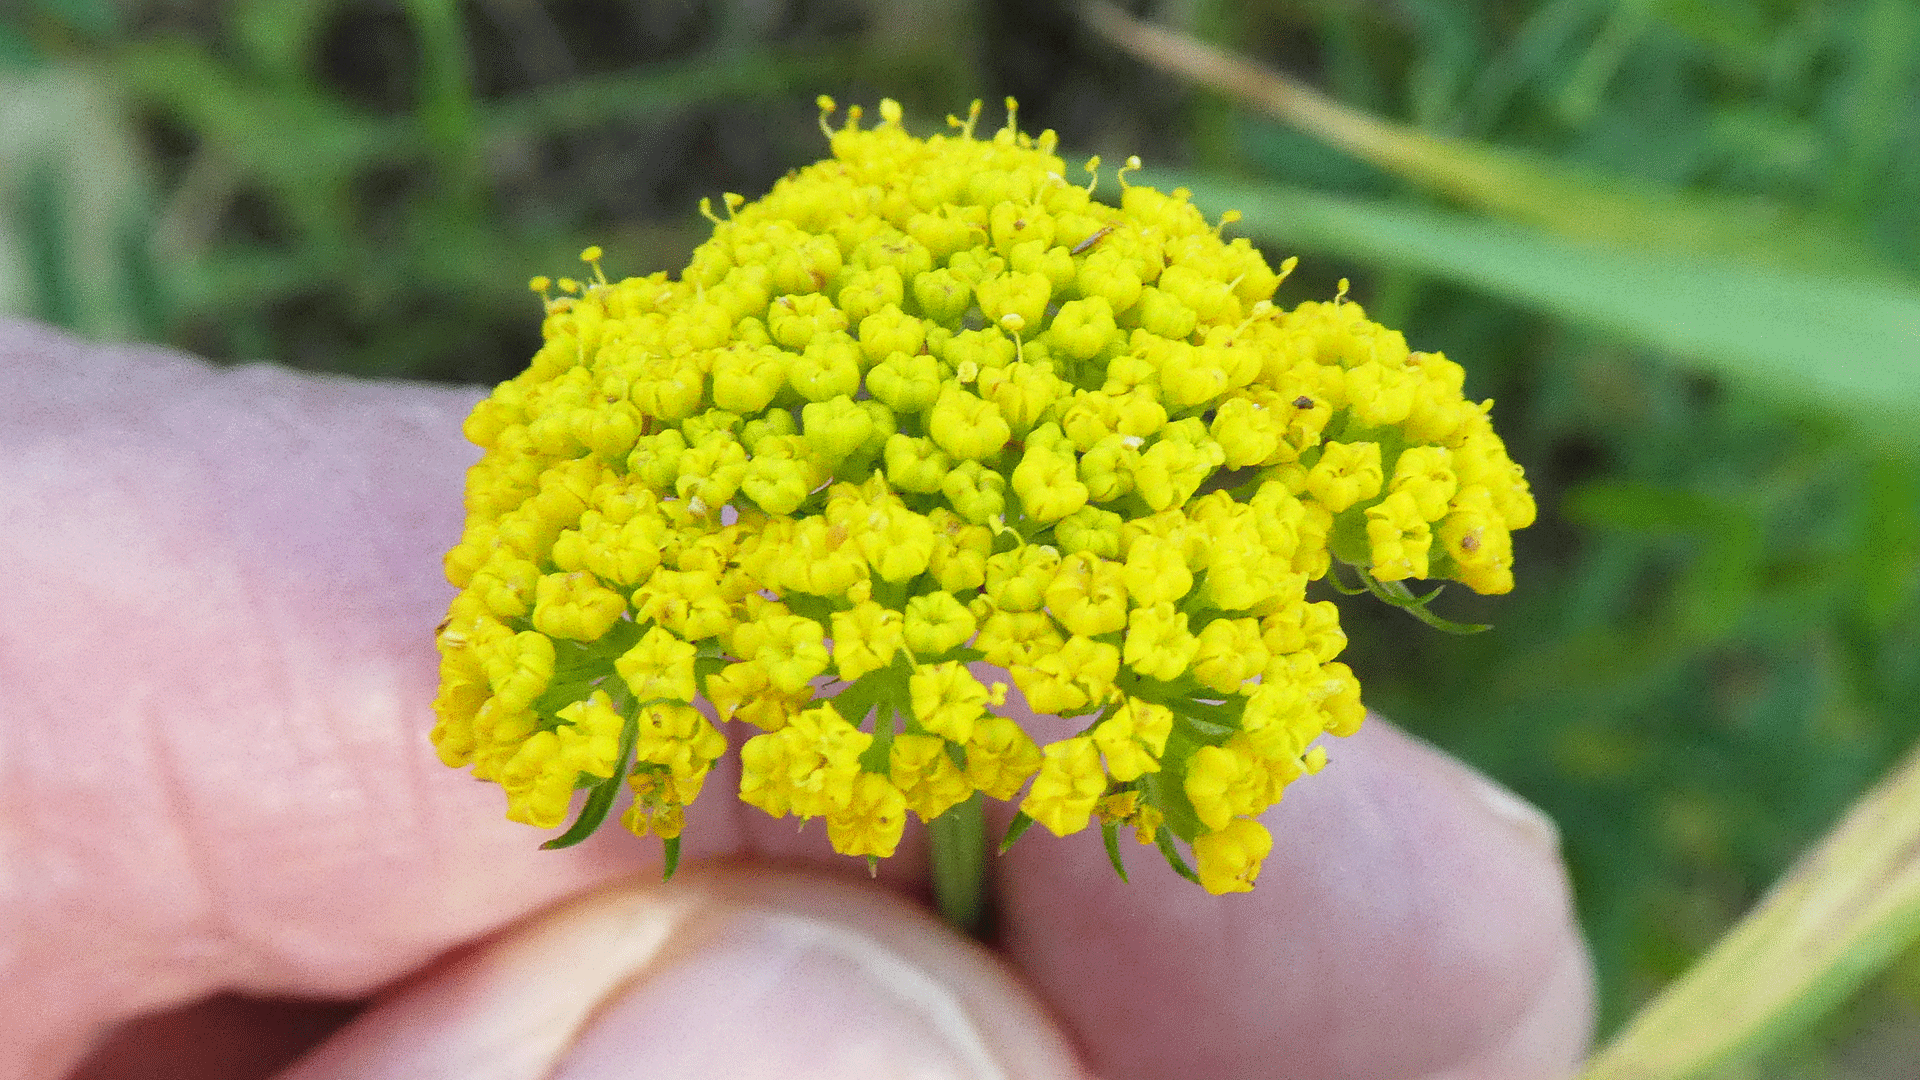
928;385;1012;461
1021;736;1107;836
531;571;627;642
826;772;910;858
1306;440;1384;514
1123;601;1199;681
963;713;1044;801
615;625;699;703
829;601;905;682
1365;490;1434;582
1190;617;1269;693
1092;697;1173;781
1043;551;1129;637
1193;818;1274;895
1013;635;1120;715
903;591;978;657
890;733;973;821
901;661;985;742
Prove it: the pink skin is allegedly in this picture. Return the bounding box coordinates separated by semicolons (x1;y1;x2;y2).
1;319;1592;1080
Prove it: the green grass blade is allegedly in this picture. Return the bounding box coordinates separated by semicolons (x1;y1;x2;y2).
1583;739;1920;1080
112;41;410;188
1080;0;1900;278
0;64;161;339
1159;174;1920;443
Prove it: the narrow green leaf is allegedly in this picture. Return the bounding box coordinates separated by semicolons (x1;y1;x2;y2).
1583;739;1920;1080
541;706;639;850
1153;826;1202;885
1353;568;1492;634
1081;0;1897;276
401;0;482;195
0;66;162;339
1322;562;1369;597
997;810;1036;855
114;41;406;170
1101;818;1129;882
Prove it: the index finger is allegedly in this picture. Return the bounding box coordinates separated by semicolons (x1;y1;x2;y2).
996;717;1592;1079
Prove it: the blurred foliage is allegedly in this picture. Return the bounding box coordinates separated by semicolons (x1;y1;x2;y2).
4;0;1918;1073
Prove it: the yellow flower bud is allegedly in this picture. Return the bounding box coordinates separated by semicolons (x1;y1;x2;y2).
830;601;905;682
1190;617;1269;693
837;264;904;324
1011;440;1089;523
1365;490;1433;581
978;364;1066;439
1134;419;1225;511
1012;635;1118;715
616;625;699;703
927;511;993;591
928;385;1012;461
1043;551;1129;637
941;460;1008;525
866;350;945;414
1210;396;1282;468
531;570;627;642
1438;486;1515;594
857;303;927;364
975;604;1065;666
801;394;876;463
904;591;977;656
941;325;1017;375
1123;602;1198;682
910;661;992;742
711;344;788;413
1193;818;1274;894
1388;444;1458;521
890;734;974;821
911;266;974;324
826;772;909;858
788;333;863;402
1044;295;1119;362
1054;505;1124;559
1122;533;1192;605
963;713;1042;800
985;543;1060;612
1306;440;1383;513
478;628;554;713
1093;697;1173;781
1021;736;1106;836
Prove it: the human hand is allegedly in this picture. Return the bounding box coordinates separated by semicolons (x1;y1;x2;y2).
2;319;1591;1080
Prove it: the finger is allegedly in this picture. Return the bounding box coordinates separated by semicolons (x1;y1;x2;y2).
64;996;359;1080
0;324;911;1078
995;717;1593;1080
274;868;1089;1080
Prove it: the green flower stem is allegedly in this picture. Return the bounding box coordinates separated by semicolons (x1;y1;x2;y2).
930;791;989;937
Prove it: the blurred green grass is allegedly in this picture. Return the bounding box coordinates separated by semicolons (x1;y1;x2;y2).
5;0;1918;1072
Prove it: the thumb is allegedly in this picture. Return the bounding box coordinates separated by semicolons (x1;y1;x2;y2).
277;868;1090;1080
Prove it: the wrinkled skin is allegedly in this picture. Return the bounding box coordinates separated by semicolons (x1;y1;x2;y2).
0;319;1592;1080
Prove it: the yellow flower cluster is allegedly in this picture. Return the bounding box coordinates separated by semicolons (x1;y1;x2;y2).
430;97;1534;894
